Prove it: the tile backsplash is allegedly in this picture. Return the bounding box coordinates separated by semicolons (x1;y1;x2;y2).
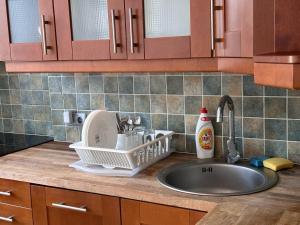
0;70;299;164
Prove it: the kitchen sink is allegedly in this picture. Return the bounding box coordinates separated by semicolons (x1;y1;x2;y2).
157;160;278;196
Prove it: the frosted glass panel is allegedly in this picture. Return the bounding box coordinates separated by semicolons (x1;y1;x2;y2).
71;0;109;40
144;0;190;38
8;0;41;43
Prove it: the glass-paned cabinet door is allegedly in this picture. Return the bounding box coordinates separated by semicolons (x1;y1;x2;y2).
0;0;57;61
126;0;212;59
54;0;127;60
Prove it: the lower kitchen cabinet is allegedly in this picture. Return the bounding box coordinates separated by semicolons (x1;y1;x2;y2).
30;185;206;225
121;199;206;225
0;203;33;225
31;185;121;225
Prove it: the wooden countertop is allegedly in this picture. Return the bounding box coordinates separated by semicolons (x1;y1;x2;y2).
0;142;299;225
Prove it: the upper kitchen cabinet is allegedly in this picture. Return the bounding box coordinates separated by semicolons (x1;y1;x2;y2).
135;0;212;59
0;0;57;61
213;0;253;58
54;0;127;60
253;0;300;89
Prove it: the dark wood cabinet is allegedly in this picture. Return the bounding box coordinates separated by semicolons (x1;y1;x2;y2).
121;199;206;225
0;0;57;61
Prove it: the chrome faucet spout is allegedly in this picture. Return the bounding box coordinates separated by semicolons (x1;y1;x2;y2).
216;95;240;164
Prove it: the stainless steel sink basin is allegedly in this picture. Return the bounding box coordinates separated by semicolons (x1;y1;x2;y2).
157;160;278;196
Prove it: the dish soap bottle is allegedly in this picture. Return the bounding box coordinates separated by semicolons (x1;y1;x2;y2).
195;108;214;159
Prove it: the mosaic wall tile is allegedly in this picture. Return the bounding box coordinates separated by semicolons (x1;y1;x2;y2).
0;71;300;164
150;75;166;94
119;76;133;94
167;76;183;95
203;75;221;95
167;96;184;114
183;75;202;95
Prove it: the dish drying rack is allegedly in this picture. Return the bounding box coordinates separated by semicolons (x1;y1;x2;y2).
69;130;174;176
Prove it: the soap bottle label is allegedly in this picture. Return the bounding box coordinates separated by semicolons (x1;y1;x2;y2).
198;128;213;150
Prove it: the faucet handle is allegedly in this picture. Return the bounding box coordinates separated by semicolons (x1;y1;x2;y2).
226;139;240;164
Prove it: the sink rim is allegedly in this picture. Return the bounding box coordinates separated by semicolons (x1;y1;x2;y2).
157;160;279;197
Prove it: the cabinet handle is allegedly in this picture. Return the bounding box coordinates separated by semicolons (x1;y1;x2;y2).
41;15;50;55
52;202;87;213
210;0;215;56
210;0;225;56
111;9;121;54
0;216;14;223
128;8;138;54
0;191;11;196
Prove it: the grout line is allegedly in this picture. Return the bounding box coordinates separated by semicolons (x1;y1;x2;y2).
286;89;289;159
241;75;244;157
263;86;266;156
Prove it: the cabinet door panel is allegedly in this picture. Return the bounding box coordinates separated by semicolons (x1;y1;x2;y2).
0;0;11;60
191;0;212;58
54;0;111;60
108;0;127;59
53;0;73;60
215;0;253;57
121;199;206;225
189;210;206;225
145;37;191;59
144;0;191;59
45;187;120;225
39;0;58;61
54;0;126;60
72;40;110;60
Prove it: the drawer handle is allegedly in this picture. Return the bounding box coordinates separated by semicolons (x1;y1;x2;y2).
52;202;87;213
0;216;14;223
0;191;11;196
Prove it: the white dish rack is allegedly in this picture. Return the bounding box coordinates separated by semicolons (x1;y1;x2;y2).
69;130;174;175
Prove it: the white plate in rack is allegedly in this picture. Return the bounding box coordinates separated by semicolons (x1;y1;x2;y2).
81;110;118;148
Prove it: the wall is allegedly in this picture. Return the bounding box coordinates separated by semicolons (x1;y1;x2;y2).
0;69;299;164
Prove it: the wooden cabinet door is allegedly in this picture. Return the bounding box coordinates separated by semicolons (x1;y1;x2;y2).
0;0;57;61
31;185;121;225
54;0;127;60
214;0;253;57
121;199;206;225
140;0;211;59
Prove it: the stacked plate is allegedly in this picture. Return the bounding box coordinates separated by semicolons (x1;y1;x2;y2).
81;110;118;149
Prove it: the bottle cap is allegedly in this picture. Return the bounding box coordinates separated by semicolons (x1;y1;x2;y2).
200;107;208;114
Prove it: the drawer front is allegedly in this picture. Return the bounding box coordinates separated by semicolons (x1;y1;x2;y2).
0;179;31;208
45;187;121;225
0;203;33;225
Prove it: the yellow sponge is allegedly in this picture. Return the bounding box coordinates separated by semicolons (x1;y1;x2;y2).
263;158;294;171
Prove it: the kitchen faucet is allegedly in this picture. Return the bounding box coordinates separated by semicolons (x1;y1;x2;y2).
216;95;240;164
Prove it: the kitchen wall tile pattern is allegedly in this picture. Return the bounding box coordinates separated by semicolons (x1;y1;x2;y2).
0;71;300;164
